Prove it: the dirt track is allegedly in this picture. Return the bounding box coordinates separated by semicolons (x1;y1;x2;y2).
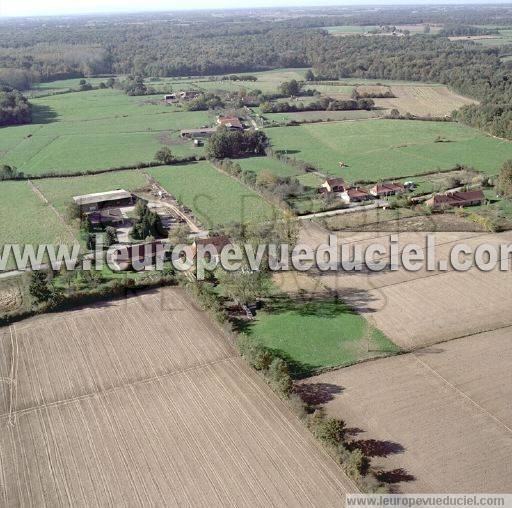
299;327;512;493
0;288;355;506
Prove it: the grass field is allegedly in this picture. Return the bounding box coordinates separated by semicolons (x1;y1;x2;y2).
0;288;353;505
0;88;211;175
149;162;279;227
33;170;149;214
266;119;511;181
149;68;310;94
265;109;383;123
234;156;300;177
246;297;399;377
0;181;77;271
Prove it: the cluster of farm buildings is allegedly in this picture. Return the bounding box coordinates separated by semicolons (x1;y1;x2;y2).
180;114;246;141
318;177;486;209
72;188;231;270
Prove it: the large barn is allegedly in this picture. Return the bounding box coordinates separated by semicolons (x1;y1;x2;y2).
72;190;135;212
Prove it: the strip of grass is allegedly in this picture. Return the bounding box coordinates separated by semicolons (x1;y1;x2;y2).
0;181;77;271
149;162;280;228
234;156;300;177
245;296;399;378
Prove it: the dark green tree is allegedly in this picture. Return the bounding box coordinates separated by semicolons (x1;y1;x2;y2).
155;146;175;165
29;271;52;303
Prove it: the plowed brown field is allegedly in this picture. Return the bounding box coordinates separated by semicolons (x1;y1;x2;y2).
301;223;512;348
0;288;355;506
374;85;477;116
299;327;512;493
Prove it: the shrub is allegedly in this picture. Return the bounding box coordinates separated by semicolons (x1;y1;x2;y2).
267;357;293;396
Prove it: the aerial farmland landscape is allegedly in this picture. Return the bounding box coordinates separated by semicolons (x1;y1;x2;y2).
0;2;512;506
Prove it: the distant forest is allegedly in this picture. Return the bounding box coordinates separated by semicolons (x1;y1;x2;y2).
0;6;511;137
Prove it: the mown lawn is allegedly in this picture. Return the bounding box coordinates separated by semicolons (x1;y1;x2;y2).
149;162;280;228
0;181;77;271
246;297;399;377
266;119;512;181
34;170;149;214
0;88;210;175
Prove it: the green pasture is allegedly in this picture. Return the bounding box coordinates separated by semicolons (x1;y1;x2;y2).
266;119;512;181
234;156;300;178
148;68;311;94
264;109;383;123
149;162;279;228
0;181;77;271
246;297;399;377
33;170;149;214
0;88;211;175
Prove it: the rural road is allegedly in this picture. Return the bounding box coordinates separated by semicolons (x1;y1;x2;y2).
299;199;388;220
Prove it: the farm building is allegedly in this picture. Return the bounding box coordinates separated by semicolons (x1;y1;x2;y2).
180;128;217;139
180;91;200;100
164;93;177;103
72;189;135;212
370;182;406;197
191;235;232;261
110;241;167;270
320;178;348;193
340;186;373;204
88;208;125;227
216;115;244;131
426;189;485;209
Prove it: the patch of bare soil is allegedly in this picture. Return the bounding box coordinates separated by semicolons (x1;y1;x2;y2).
0;287;22;313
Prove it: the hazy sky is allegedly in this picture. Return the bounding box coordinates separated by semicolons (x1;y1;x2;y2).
0;0;509;18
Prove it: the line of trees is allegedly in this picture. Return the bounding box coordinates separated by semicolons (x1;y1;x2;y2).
261;97;374;114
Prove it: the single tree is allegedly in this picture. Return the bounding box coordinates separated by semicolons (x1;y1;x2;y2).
155;146;175;165
28;271;52;303
497;159;512;198
105;226;118;246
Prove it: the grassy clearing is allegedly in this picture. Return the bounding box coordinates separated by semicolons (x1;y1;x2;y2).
0;88;210;175
234;156;300;177
34;170;149;215
149;68;310;94
245;296;399;377
0;181;77;271
149;162;279;228
266;119;511;181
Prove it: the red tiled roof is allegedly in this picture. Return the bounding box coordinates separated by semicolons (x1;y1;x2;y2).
428;189;485;207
